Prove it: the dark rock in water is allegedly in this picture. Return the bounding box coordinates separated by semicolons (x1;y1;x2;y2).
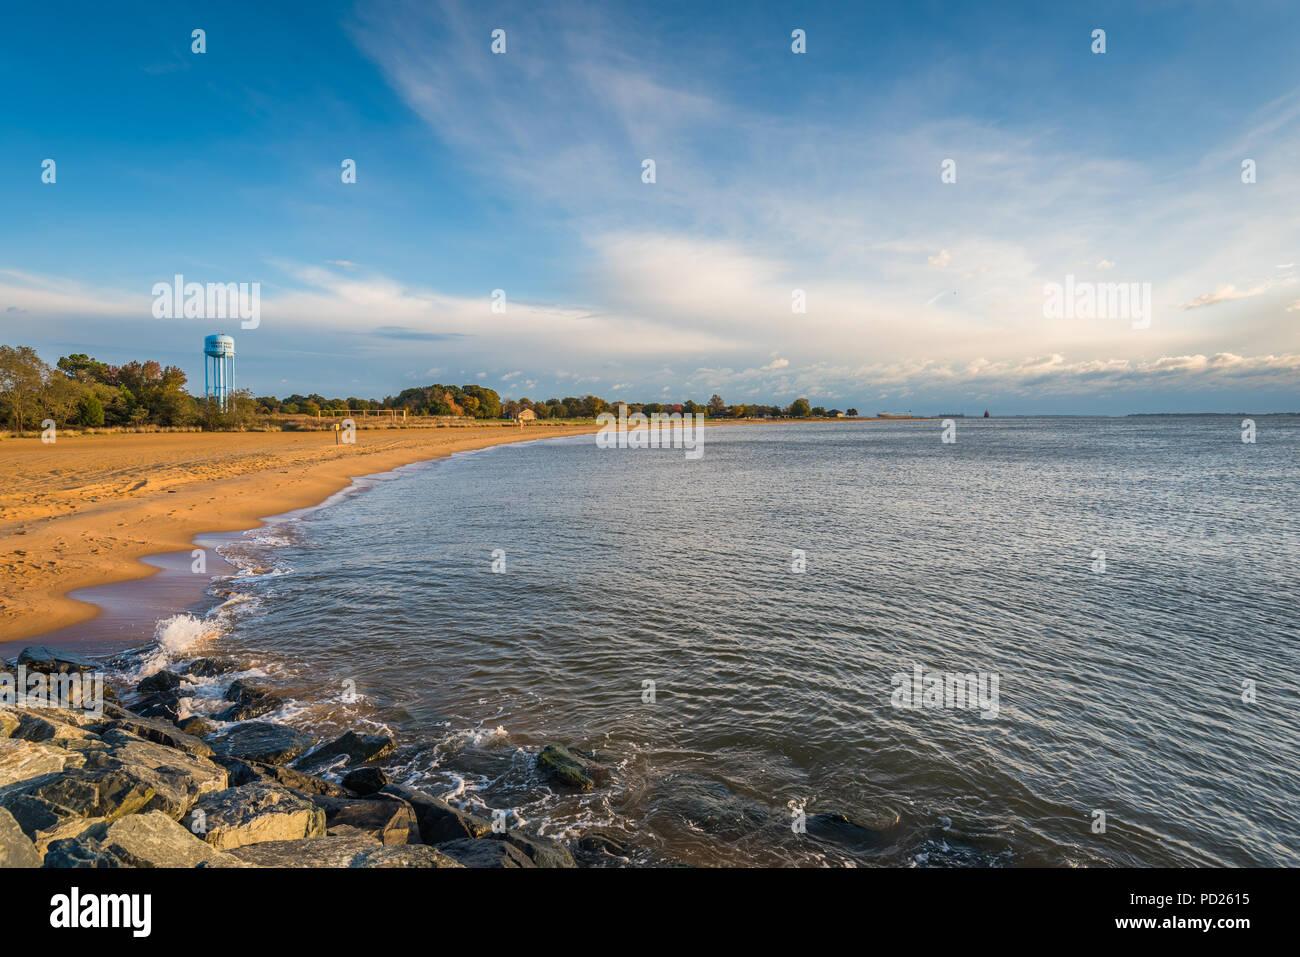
210;756;348;796
215;680;284;721
0;807;42;868
537;743;608;791
296;730;395;771
490;829;576;868
574;831;633;867
177;715;217;739
209;722;314;766
86;714;212;757
349;844;464;868
137;671;183;695
342;766;388;796
805;810;899;850
311;793;418;845
648;773;768;839
377;785;494;843
16;646;97;674
180;658;232;678
134;692;183;723
436;837;536;868
214;695;284;723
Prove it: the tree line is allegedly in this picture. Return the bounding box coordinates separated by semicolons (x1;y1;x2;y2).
1;345;857;433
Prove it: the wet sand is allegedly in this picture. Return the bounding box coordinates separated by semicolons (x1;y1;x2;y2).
0;424;602;649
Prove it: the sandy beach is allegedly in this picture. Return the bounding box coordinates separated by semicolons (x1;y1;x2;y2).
0;424;602;643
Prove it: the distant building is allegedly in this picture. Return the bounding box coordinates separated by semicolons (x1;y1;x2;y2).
514;408;536;421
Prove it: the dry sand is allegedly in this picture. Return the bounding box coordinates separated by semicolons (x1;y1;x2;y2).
0;424;602;643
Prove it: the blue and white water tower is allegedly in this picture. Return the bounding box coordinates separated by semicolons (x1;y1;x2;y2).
204;334;235;408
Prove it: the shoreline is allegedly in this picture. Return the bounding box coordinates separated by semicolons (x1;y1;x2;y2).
0;424;605;649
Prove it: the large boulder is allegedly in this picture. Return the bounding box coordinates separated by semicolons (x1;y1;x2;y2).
0;708;19;738
311;793;418;845
177;716;216;739
295;730;395;771
490;829;577;868
9;710;100;747
15;647;97;674
349;845;464;868
805;810;899;850
377;785;493;843
214;680;284;722
209;722;314;766
0;738;83;791
222;834;381;867
136;671;183;695
342;766;387;796
213;756;348;797
0;807;41;867
192;783;326;851
86;714;212;757
90;729;229;817
436;838;535;868
537;744;608;791
50;811;227;868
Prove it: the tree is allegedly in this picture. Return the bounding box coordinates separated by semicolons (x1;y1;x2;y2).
708;393;726;415
846;408;858;417
0;345;47;432
76;393;105;427
788;397;811;417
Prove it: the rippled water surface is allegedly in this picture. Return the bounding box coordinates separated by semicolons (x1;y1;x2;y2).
169;418;1299;866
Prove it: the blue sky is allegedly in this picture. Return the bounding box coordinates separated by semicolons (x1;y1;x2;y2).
2;0;1298;413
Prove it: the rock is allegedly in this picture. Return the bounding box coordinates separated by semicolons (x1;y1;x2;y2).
572;831;641;867
0;738;83;790
491;829;577;868
0;708;19;738
537;743;608;791
42;834;126;868
136;671;183;695
16;646;97;674
311;793;418;845
212;756;348;797
134;692;183;723
209;722;314;766
296;730;395;771
86;714;212;757
94;811;225;867
180;658;232;678
214;696;284;722
436;838;535;868
0;807;41;867
349;845;464;868
9;710;99;746
647;773;768;840
177;715;216;739
341;766;387;795
223;834;381;868
377;785;494;843
215;681;284;722
91;729;229;817
0;767;156;851
805;810;899;850
192;783;326;851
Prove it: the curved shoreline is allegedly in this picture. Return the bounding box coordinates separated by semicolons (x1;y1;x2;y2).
0;424;603;651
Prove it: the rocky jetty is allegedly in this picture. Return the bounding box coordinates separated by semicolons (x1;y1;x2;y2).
0;647;585;869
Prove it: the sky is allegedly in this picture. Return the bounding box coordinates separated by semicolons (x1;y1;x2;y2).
1;0;1298;414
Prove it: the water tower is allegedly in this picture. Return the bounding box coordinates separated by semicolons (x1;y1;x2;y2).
204;334;235;409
